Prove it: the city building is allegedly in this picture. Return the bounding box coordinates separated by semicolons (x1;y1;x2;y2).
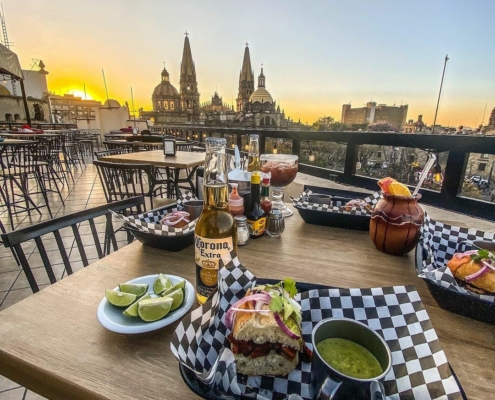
0;59;51;124
142;38;290;128
403;115;426;132
49;93;102;123
341;102;408;130
234;45;289;128
141;34;202;124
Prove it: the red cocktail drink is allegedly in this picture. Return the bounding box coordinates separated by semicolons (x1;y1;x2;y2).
260;154;298;217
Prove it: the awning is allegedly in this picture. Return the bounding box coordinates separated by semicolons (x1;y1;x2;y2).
0;42;24;80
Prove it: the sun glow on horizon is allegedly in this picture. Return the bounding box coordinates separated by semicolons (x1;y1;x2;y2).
69;90;94;101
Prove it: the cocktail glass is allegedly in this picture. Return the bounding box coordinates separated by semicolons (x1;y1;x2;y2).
260;154;298;217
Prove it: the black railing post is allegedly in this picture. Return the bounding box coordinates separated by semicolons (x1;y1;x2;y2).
259;135;266;155
442;150;468;200
343;138;359;182
236;132;243;149
292;138;300;158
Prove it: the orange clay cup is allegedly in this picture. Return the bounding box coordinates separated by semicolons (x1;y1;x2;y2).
370;192;424;256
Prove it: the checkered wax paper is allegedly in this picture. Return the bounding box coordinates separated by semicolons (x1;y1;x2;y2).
418;214;495;304
111;191;198;236
171;262;463;399
292;189;381;216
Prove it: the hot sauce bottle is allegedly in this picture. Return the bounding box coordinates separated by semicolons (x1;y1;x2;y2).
260;175;272;214
228;183;244;216
245;172;266;239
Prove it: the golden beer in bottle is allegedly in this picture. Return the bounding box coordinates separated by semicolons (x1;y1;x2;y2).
194;138;237;304
247;134;260;172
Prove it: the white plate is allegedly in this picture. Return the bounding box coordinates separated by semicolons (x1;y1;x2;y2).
97;274;195;334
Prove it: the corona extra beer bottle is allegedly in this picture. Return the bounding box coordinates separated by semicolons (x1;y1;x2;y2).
194;138;237;304
247;134;260;172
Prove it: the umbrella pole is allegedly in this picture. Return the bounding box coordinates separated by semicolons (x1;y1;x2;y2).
19;78;31;126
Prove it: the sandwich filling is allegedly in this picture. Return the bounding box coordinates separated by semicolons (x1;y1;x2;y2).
447;249;495;295
225;279;312;366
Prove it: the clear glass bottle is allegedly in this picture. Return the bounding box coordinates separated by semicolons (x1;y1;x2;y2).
234;215;249;246
194;138;237;304
260;174;272;214
247;134;260;172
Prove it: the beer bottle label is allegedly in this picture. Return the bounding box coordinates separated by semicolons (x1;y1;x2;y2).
194;235;234;299
247;217;267;236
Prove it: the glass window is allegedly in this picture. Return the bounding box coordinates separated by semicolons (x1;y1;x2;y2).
164;102;168;110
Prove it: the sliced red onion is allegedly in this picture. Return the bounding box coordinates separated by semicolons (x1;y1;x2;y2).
456;250;478;258
274;312;301;340
480;259;495;272
161;211;191;226
224;293;272;330
465;266;489;282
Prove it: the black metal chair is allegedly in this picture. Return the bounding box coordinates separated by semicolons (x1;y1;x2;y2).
1;196;146;293
94;149;126;160
94;160;175;211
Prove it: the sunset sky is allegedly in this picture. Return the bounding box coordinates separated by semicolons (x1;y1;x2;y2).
4;0;495;127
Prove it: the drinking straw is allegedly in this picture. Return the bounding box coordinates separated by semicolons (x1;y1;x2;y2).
412;153;436;197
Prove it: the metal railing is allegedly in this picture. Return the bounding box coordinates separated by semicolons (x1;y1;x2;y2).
151;125;495;221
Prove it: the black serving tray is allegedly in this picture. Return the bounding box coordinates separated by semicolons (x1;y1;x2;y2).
179;279;467;400
294;185;372;231
123;223;194;251
415;240;495;324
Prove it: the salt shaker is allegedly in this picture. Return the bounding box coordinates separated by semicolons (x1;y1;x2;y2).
266;209;285;238
234;215;249;245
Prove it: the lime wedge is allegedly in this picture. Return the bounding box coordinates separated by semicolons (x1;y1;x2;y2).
138;297;173;322
123;293;151;318
153;274;173;295
119;283;149;297
105;289;137;308
161;280;186;297
163;288;185;312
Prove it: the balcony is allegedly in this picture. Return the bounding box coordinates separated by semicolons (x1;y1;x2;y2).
152;125;495;221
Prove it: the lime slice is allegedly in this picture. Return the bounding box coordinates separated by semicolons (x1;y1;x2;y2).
161;280;186;297
123;293;151;318
153;274;173;295
105;289;137;308
119;283;149;297
163;288;185;312
138;297;173;322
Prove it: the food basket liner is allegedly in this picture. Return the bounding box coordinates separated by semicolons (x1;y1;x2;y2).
292;189;381;216
171;256;462;399
111;191;198;236
418;214;495;304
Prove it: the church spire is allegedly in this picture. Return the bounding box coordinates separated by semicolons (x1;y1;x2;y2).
236;42;255;112
239;42;254;84
258;64;265;88
179;32;200;116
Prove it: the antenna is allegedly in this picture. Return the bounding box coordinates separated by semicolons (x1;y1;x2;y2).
102;69;110;108
131;87;136;126
481;103;487;127
1;5;16;95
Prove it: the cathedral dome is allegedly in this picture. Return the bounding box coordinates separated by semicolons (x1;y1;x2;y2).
153;82;179;98
249;87;273;104
152;67;179;98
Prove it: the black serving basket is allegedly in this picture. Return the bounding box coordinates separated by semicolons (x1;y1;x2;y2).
123;223;194;252
415;239;495;324
120;203;195;252
294;185;372;231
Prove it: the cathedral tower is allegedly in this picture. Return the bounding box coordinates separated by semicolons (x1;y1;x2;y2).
179;33;200;116
236;43;255;112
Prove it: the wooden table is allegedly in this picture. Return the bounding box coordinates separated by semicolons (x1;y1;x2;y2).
0;205;493;399
100;150;205;197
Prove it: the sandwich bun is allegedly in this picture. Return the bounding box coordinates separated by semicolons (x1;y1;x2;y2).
447;253;495;295
233;303;301;351
235;350;298;376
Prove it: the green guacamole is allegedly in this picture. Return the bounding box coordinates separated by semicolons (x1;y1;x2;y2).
316;338;383;379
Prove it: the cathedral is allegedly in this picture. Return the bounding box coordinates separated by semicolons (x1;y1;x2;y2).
141;35;289;128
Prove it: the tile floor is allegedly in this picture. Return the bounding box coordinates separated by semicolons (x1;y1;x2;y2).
0;155;114;399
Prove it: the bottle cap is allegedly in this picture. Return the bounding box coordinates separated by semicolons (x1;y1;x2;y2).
262;177;270;185
234;215;247;222
251;172;261;184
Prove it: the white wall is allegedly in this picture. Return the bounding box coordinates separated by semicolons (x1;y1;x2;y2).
98;107;129;134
